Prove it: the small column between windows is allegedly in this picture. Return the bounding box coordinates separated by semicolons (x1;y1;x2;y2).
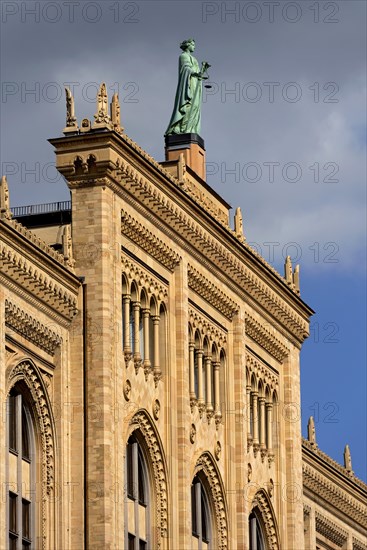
189;342;196;402
246;384;253;450
259;397;267;461
123;294;132;361
252;391;259;456
196;349;205;417
142;308;151;378
152;315;161;385
205;355;213;420
266;402;274;465
132;301;142;369
213;362;222;427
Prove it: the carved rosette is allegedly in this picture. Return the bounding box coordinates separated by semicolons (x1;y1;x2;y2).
195;452;228;549
123;379;131;401
251;490;280;550
129;411;168;547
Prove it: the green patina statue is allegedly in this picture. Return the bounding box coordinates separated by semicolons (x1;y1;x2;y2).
165;39;210;136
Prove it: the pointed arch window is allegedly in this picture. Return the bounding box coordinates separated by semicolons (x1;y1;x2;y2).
7;387;35;550
249;511;266;550
125;435;151;549
191;475;212;548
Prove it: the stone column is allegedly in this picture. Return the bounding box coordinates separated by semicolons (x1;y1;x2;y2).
252;391;259;454
266;402;274;463
122;295;132;361
246;384;252;449
189;341;196;400
259;397;267;460
142;308;150;366
213;362;222;424
152;315;161;384
132;301;141;367
205;355;213;418
196;349;205;415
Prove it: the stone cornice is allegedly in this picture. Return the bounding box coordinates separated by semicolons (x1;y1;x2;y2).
51;131;313;343
245;311;289;362
1;217;73;269
302;460;367;530
245;350;279;390
353;537;367;550
315;511;348;546
1;222;80;322
303;439;367;492
188;264;239;320
121;210;181;272
5;299;62;355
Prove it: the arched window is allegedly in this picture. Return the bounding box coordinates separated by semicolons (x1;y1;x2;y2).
7;387;35;549
249;511;266;550
125;435;150;549
191;475;211;548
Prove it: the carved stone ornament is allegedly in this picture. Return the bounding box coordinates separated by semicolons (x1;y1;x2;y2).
251;490;280;550
214;441;222;461
267;478;274;498
152;399;161;420
123;379;131;401
129;411;168;547
190;423;196;444
195;452;228;549
247;463;252;482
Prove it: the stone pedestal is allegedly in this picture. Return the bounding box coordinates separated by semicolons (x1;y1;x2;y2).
165;133;206;180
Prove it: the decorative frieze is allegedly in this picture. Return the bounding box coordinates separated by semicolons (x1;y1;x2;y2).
121;253;168;301
303;463;367;529
121;210;181;271
188;264;239;320
188;307;227;348
5;300;62;354
245;311;289;362
315;511;348;547
0;241;78;320
246;350;279;391
2;217;73;268
116;163;308;342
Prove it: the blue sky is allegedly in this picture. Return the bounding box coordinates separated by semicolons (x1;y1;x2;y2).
1;1;366;480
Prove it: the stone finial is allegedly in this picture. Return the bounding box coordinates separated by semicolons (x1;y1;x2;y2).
0;176;12;220
307;416;317;447
62;224;74;265
284;255;293;284
110;93;123;134
344;444;353;474
94;82;111;127
293;264;300;295
234;207;246;242
63;88;78;134
177;153;187;184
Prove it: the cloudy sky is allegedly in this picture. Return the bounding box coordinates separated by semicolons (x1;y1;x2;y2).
1;1;366;480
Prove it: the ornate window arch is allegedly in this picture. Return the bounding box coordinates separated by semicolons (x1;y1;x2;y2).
250;490;280;550
6;359;56;550
125;410;168;549
193;452;228;550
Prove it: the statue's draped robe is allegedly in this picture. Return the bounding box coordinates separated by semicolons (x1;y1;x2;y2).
166;51;202;135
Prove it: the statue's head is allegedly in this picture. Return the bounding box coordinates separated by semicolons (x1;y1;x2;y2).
180;38;195;51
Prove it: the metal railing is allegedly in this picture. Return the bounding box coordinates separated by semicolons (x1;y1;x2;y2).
10;201;71;217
